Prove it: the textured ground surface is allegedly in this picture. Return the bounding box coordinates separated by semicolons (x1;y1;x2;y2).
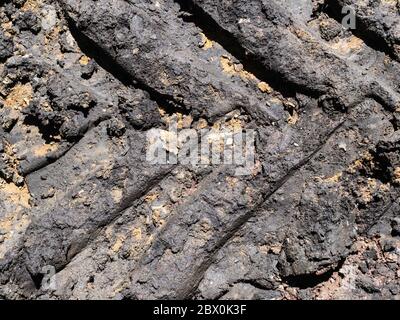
0;0;400;300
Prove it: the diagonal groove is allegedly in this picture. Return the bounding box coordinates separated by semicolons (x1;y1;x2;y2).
365;196;400;234
62;8;189;115
185;120;346;298
58;165;177;271
172;0;319;99
322;0;395;59
23;116;111;176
